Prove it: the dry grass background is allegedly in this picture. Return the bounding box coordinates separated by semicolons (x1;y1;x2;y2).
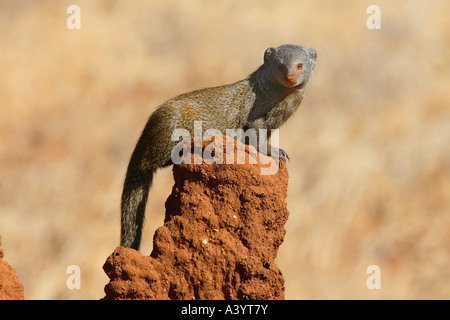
0;0;449;299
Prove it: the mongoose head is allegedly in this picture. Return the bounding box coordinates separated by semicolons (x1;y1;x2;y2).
264;44;317;89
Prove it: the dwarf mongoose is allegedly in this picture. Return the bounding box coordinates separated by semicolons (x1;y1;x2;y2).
121;44;317;250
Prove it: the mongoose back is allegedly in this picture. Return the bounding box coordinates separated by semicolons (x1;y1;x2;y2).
121;44;317;250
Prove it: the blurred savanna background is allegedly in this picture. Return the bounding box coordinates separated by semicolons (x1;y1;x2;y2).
0;0;449;299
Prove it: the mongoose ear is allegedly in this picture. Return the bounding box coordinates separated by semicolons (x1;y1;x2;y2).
305;47;317;61
264;47;276;65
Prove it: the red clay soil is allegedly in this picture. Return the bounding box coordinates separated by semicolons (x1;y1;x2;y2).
0;236;25;300
103;135;290;300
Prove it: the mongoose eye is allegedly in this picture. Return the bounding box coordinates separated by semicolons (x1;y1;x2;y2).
277;64;284;72
296;63;303;71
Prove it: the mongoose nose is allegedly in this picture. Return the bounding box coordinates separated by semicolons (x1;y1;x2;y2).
286;75;295;83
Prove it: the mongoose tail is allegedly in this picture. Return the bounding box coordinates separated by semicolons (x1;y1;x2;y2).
120;106;176;250
120;160;153;250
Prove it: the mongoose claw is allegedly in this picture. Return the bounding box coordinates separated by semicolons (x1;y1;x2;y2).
278;148;290;163
269;147;289;164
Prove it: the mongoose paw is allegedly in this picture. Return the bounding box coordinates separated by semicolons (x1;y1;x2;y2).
269;147;289;164
278;148;290;163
